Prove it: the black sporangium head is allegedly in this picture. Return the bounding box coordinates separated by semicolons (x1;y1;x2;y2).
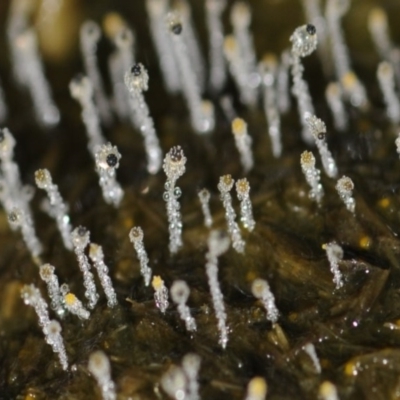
131;64;141;76
171;23;182;35
106;153;118;167
306;24;316;35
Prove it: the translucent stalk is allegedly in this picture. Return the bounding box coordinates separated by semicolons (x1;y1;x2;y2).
205;0;227;92
124;64;163;174
218;175;244;253
80;20;112;125
290;24;318;144
205;230;230;348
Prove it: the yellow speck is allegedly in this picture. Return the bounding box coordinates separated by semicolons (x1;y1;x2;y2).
247;377;267;398
65;293;77;306
344;360;358;376
359;236;371;249
342;71;357;89
224;35;237;53
378;198;390;208
321;243;327;250
103;12;126;39
24;395;36;400
232;118;247;136
152;275;163;291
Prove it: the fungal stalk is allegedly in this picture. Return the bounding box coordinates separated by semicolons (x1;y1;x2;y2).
146;0;181;93
124;63;163;174
95;143;124;207
205;230;230;348
166;13;215;133
89;243;118;308
323;242;344;289
290;24;318;144
377;61;400;125
341;71;369;110
35;169;73;250
175;0;206;91
224;35;257;107
8;207;42;258
170;280;197;332
218;175;245;253
236;178;255;231
205;0;227;92
251;278;279;324
21;284;50;328
43;320;69;371
80;20;112;124
232;118;254;173
335;175;355;214
39;263;64;317
88;351;116;400
368;8;392;61
325;0;351;81
152;275;169;313
325;82;348;132
14;28;60;126
129;227;152;287
21;286;69;370
300;151;324;203
198;188;213;228
230;2;259;89
305;113;338;178
368;8;400;86
259;55;281;158
107;22;136;121
69;74;106;156
163;146;186;254
0;128;33;218
277;50;291;114
182;353;201;400
71;226;99;309
6;0;33;84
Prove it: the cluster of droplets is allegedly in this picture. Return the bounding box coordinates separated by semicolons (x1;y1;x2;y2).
129;226;152;287
218;175;245;253
71;226;99;309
